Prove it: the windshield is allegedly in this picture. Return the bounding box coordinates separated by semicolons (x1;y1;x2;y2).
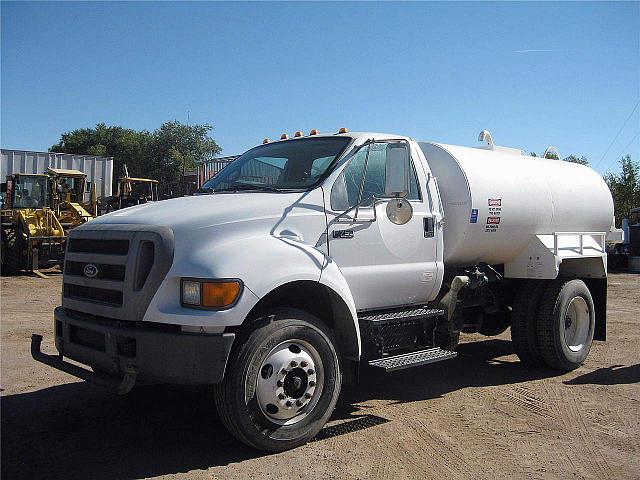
130;181;155;198
200;137;351;192
55;176;83;196
13;176;48;208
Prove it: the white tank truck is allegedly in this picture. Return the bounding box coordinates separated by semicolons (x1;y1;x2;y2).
32;128;615;451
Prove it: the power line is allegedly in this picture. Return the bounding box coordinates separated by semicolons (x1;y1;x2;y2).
593;99;640;170
602;131;640;174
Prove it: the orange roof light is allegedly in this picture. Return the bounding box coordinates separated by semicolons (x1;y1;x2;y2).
280;133;289;140
309;129;319;135
294;131;304;138
338;127;349;134
262;138;270;144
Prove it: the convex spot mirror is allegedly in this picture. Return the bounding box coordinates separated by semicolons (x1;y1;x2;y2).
386;198;413;225
384;142;410;198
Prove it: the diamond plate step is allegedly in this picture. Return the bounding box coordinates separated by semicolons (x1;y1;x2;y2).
368;347;457;372
359;307;444;325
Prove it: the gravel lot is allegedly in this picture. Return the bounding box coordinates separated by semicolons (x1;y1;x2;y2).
1;272;639;480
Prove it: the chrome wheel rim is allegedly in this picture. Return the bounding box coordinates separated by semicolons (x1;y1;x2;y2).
563;296;590;352
255;339;324;425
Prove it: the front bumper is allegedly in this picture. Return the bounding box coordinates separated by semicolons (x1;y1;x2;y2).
31;307;235;392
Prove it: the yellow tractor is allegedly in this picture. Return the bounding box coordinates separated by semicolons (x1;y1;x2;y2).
0;168;96;276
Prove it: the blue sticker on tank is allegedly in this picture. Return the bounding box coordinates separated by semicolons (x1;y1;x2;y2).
470;208;478;223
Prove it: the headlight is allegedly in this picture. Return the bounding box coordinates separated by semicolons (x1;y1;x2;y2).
181;280;201;305
181;278;242;309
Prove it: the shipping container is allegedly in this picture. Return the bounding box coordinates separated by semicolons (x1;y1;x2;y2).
198;155;238;187
1;149;113;203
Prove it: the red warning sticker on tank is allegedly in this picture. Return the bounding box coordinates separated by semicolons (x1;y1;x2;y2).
488;198;502;207
486;216;501;224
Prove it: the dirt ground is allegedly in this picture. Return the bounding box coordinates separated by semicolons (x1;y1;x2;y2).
1;272;638;480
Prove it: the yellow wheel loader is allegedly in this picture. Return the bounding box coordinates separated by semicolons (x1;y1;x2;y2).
0;169;97;276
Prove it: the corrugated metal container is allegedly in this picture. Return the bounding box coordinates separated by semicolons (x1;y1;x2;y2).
1;149;113;202
198;155;238;187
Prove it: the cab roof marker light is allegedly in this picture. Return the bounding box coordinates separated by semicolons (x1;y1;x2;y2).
294;131;304;138
280;133;289;140
309;129;319;135
338;127;349;134
262;138;270;144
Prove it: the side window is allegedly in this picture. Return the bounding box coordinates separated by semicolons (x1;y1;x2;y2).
330;142;420;211
330;146;368;210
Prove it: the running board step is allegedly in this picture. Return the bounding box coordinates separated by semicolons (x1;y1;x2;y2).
368;347;457;372
359;307;444;325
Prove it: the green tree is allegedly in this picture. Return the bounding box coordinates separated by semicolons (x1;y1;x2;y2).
605;155;640;226
147;121;221;195
50;123;152;188
49;121;221;195
564;154;589;165
530;151;589;165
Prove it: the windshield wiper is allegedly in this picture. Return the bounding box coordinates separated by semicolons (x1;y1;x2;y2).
215;183;286;193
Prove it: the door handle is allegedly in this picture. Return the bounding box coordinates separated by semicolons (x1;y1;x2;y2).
424;217;435;238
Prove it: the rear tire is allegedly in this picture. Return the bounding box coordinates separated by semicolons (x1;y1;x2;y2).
214;309;341;452
1;229;23;276
511;281;546;365
536;279;595;371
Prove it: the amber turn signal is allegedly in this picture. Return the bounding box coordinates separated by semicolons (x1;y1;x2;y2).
201;281;242;308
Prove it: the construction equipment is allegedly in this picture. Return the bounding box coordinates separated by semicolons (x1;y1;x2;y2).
107;165;159;211
0;168;95;276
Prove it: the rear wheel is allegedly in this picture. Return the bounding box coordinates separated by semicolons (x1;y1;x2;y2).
536;279;595;371
511;281;546;365
1;229;23;276
214;309;341;452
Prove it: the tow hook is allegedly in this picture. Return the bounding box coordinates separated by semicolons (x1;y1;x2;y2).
30;334;137;395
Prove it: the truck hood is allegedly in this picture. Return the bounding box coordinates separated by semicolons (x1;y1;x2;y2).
87;191;325;234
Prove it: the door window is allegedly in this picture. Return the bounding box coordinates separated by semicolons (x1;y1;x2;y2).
331;141;420;211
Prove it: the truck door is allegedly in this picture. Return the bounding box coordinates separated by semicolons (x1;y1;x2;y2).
326;140;439;311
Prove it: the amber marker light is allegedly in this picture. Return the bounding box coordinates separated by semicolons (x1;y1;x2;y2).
294;131;303;137
263;138;270;144
309;129;319;135
280;133;289;140
338;127;349;134
201;280;242;308
181;279;242;309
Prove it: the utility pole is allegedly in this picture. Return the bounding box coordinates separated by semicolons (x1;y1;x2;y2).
182;110;190;196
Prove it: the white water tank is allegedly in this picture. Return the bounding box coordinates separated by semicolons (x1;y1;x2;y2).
419;142;614;266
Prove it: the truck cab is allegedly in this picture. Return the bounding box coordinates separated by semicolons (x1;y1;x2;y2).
32;129;612;452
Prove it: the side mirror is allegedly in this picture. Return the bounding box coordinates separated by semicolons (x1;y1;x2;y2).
385;142;410;198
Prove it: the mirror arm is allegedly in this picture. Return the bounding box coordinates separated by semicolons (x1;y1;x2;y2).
334;195;377;223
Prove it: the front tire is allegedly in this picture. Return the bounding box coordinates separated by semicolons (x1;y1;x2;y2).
1;229;23;276
537;279;595;371
214;309;341;452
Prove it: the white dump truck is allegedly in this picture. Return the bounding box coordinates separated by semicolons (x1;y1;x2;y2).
32;128;615;451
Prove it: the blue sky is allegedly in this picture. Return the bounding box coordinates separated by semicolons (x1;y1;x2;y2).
1;1;638;175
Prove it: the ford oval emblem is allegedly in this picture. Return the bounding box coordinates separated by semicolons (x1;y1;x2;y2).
83;263;99;278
